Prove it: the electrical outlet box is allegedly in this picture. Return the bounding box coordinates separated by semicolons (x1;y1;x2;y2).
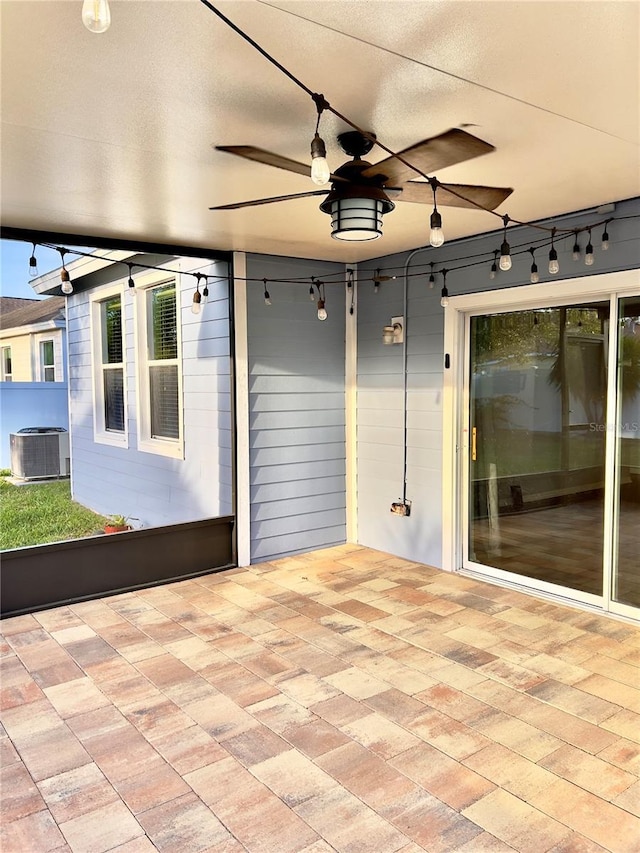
390;499;411;517
391;317;404;344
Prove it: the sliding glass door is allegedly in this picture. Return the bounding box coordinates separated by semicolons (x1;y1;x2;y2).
461;284;639;616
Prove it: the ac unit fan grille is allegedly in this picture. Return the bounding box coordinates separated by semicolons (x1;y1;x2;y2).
10;433;61;478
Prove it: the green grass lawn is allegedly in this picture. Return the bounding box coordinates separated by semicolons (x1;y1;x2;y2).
0;474;108;550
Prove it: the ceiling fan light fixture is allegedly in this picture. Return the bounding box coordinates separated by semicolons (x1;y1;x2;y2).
321;187;394;242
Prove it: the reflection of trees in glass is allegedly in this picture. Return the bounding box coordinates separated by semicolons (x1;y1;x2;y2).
473;308;601;369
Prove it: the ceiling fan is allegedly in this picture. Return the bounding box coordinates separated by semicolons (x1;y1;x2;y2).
210;128;513;241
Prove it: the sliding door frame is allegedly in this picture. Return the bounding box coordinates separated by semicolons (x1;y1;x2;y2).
443;269;640;618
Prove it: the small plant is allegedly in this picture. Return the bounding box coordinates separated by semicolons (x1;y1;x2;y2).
104;514;131;533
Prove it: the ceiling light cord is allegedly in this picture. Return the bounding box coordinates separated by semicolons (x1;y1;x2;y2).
585;228;595;265
440;269;449;308
58;248;73;294
499;214;512;271
489;249;499;280
529;247;539;283
429;180;444;247
28;243;39;278
310;94;331;186
548;228;559;274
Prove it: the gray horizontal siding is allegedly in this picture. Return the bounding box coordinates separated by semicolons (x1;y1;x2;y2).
356;196;640;568
246;254;346;563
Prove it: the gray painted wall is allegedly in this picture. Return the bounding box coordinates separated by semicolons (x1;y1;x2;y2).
68;255;232;528
246;254;346;561
355;196;640;568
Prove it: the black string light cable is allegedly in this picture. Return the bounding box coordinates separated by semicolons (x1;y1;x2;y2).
21;208;637;305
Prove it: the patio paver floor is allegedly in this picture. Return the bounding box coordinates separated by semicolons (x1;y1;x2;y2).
1;545;639;852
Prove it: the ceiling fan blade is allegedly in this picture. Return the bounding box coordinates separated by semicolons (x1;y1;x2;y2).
215;145;349;183
215;145;312;178
396;181;513;211
361;129;496;184
209;190;329;211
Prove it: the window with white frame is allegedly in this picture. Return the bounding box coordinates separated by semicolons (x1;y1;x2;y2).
136;277;183;457
1;346;12;381
40;339;55;382
90;287;126;445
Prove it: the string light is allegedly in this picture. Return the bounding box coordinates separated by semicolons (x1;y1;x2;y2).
28;243;38;278
440;269;449;308
585;228;595;265
23;208;631;314
127;263;136;297
548;228;560;275
601;221;610;250
263;279;271;306
310;94;330;186
529;248;539;283
316;281;327;320
429;180;444;248
499;215;512;271
191;275;202;314
58;249;73;294
489;250;499;280
201;277;209;305
572;231;581;261
81;0;111;33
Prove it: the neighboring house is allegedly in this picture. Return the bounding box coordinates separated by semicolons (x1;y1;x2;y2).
0;296;69;468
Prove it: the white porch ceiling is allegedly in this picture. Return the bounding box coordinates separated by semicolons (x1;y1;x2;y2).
1;0;638;263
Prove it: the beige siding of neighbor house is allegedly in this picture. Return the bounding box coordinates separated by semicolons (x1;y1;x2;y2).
1;333;32;381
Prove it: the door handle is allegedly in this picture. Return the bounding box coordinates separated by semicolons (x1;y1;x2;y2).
472;427;477;461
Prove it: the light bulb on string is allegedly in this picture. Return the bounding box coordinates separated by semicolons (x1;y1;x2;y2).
58;249;73;295
263;280;271;306
429;180;444;247
489;250;498;280
191;277;202;315
28;243;38;278
82;0;111;33
309;284;315;301
529;248;539;284
127;264;136;297
572;232;581;261
309;95;330;186
585;229;595;266
201;279;209;306
428;262;435;289
440;269;449;308
316;281;327;320
499;216;512;271
548;228;559;275
601;221;610;251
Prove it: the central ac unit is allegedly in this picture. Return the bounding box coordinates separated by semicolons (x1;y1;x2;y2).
10;428;70;480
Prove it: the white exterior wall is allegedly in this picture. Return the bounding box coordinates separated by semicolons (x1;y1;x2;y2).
68;256;232;528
